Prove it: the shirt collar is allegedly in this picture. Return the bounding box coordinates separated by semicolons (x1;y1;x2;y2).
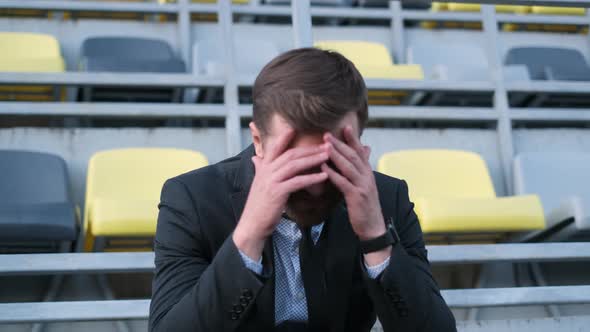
276;217;324;245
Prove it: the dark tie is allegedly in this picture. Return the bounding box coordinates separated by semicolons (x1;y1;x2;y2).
299;226;329;332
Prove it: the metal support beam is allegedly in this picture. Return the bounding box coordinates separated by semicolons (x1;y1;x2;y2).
2;243;590;276
219;0;242;157
390;1;405;64
177;0;192;68
481;4;515;194
292;0;313;48
2;286;590;323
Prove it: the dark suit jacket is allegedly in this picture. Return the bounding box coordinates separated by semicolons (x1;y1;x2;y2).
149;145;456;332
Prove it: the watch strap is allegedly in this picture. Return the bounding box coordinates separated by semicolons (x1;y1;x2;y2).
359;218;399;254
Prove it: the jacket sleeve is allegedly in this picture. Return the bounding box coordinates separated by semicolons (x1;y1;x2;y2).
149;178;270;332
362;180;456;332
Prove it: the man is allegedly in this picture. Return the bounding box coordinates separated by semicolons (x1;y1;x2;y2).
149;48;455;332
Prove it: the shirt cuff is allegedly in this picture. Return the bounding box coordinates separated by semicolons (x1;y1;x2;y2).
238;249;263;275
364;256;391;279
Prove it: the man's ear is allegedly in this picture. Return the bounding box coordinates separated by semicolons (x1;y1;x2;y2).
249;121;264;158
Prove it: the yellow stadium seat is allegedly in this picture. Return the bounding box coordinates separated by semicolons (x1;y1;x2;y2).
83;148;208;251
377;150;545;243
0;32;65;101
431;2;528;13
314;41;423;105
503;6;587;33
0;9;50;18
157;0;248;20
158;0;248;3
426;3;529;30
530;6;585;16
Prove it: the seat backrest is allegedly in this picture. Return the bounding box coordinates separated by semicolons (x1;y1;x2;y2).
81;37;175;61
314;40;395;67
194;39;280;76
408;41;487;68
0;150;70;205
530;6;585;15
266;0;354;5
504;47;590;80
377;149;497;200
513;152;590;213
407;41;488;79
0;32;62;60
85;148;208;204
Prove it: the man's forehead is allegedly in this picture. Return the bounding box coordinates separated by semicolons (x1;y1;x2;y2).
268;112;359;139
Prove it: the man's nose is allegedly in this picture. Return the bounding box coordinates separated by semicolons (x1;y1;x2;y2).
305;182;326;197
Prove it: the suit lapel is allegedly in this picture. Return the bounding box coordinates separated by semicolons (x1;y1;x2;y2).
229;145;276;330
322;204;358;332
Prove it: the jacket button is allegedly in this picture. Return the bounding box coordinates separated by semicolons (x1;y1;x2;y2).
230;312;239;320
240;297;249;306
242;288;253;297
399;309;409;317
233;304;244;314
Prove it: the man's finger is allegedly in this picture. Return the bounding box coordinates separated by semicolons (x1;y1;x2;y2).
362;145;371;162
266;128;296;162
271;143;329;172
280;172;328;194
342;125;365;157
274;151;329;182
325;132;365;173
321;163;354;193
326;142;361;184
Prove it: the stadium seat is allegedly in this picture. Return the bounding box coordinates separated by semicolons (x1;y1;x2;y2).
159;0;249;3
83;148;208;252
0;32;65;101
66;0;161;21
513;152;590;242
358;0;431;9
405;41;497;106
504;47;590;107
377;150;545;243
193;38;281;103
431;3;528;13
0;150;77;253
0;9;50;18
264;0;353;5
314;40;424;105
529;6;585;16
504;47;590;81
79;36;186;102
424;3;528;30
407;41;490;81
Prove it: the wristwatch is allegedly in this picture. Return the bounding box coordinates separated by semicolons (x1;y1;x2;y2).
359;218;400;254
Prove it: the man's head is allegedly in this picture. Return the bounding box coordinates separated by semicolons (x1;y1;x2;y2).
249;47;368;227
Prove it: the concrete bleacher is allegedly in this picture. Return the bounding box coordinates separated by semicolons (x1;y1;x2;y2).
1;0;590;331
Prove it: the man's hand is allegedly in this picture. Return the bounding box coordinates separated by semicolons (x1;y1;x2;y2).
233;128;330;261
321;126;391;266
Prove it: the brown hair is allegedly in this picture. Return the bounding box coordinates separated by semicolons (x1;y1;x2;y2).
252;47;368;137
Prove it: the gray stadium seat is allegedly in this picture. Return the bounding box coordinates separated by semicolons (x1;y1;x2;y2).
504;47;590;107
406;41;495;106
192;39;281;103
0;150;77;252
358;0;431;9
79;37;186;102
407;41;490;81
264;0;354;6
504;46;590;81
513;152;590;242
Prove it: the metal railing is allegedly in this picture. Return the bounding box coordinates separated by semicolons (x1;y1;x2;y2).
1;243;590;324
